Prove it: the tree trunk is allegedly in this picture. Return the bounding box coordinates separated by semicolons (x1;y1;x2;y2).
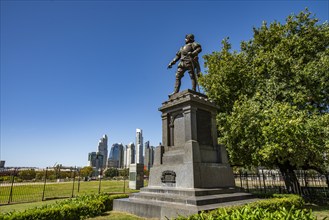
278;163;302;195
325;173;329;189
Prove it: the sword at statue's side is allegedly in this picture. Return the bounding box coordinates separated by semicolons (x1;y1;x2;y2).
188;53;200;93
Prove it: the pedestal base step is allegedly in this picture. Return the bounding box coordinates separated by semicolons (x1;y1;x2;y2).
113;187;259;219
140;186;237;196
113;197;259;220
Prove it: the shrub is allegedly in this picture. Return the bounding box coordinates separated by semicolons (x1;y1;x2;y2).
0;193;128;220
176;194;312;220
248;194;305;210
178;206;316;220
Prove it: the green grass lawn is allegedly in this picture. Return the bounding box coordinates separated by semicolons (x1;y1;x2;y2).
0;179;138;204
2;199;328;219
86;211;147;220
0;199;66;213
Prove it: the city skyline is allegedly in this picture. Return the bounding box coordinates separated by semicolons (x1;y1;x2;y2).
88;133;155;170
1;1;328;168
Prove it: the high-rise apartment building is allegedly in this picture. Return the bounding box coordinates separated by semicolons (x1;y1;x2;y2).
144;141;150;157
98;135;108;168
124;142;135;168
0;160;5;169
88;152;104;171
135;129;143;164
88;152;97;167
87;134;109;170
144;142;155;171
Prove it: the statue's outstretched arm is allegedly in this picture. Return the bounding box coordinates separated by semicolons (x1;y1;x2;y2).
168;51;181;69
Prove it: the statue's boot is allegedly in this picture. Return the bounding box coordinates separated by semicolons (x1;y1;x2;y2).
168;79;181;97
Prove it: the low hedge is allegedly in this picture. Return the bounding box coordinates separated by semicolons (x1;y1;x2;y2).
179;206;316;220
0;193;128;220
176;194;315;220
247;194;305;211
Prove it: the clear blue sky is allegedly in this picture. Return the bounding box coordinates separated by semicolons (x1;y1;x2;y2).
1;0;328;168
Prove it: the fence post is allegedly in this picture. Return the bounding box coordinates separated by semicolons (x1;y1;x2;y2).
262;169;266;193
42;167;48;201
123;174;126;194
303;170;308;187
71;167;76;198
8;170;15;204
239;170;243;190
77;168;81;193
98;168;102;194
258;172;262;192
302;170;308;196
245;172;249;193
279;172;284;194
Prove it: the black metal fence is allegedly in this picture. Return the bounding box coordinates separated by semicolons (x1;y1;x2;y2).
0;167;130;205
234;169;329;202
1;167;328;205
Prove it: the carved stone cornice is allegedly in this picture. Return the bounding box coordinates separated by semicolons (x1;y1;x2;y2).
159;89;218;112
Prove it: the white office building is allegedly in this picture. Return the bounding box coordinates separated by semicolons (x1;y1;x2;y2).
124;142;136;168
135;128;143;164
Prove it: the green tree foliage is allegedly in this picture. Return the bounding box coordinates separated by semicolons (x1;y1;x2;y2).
199;9;329;193
35;171;44;180
17;169;36;181
104;167;119;178
119;168;129;177
79;166;93;177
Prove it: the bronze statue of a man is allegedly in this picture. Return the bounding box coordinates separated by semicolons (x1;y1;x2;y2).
167;34;202;95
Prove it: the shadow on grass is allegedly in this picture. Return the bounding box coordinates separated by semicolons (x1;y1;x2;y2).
87;211;146;220
305;204;329;219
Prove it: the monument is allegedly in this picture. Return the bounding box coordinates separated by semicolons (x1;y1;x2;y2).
113;35;256;219
128;163;144;190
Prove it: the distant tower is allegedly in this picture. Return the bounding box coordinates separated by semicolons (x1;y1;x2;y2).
135;129;143;164
0;160;5;169
95;152;104;171
124;142;135;168
123;145;128;168
88;151;104;171
88;152;97;167
144;141;150;157
108;143;124;168
144;142;155;171
98;134;108;168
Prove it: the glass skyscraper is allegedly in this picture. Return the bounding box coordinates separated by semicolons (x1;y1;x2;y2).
108;143;124;168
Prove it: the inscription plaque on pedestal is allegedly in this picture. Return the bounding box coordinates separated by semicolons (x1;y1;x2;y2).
161;170;176;183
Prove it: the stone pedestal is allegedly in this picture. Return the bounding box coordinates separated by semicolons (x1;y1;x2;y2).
149;90;235;189
129;163;144;190
114;90;256;219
